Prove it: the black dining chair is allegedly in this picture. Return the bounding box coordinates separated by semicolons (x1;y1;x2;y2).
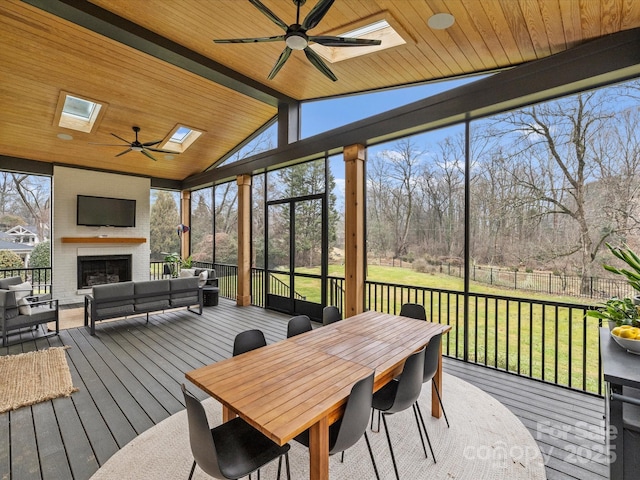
371;347;430;480
322;305;341;326
415;332;450;428
294;371;380;480
399;302;427;321
286;314;312;338
182;384;291;480
233;329;267;356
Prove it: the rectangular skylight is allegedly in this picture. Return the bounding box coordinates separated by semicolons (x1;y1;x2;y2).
63;95;97;120
54;91;106;133
310;13;409;64
160;124;204;153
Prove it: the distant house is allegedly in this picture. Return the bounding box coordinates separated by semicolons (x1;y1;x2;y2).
0;225;43;266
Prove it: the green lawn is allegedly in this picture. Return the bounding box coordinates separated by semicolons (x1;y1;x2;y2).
284;264;603;394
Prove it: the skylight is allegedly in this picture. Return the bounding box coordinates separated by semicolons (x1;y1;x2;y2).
160;124;204;153
310;13;409;64
54;91;106;133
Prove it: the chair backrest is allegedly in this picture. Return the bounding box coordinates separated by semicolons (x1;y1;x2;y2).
233;329;267;356
287;315;312;338
181;384;223;479
330;371;375;455
322;306;341;326
399;303;426;321
422;332;442;383
387;347;426;414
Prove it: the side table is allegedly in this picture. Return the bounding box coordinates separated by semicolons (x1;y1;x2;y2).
202;286;219;307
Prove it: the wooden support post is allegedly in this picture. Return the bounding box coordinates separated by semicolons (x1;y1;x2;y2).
237;174;252;306
344;144;366;318
180;190;191;261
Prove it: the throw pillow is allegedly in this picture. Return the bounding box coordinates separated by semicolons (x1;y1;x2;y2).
8;281;32;301
198;270;208;287
17;296;32;315
179;268;196;278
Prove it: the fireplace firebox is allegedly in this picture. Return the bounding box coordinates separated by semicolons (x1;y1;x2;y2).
77;255;132;289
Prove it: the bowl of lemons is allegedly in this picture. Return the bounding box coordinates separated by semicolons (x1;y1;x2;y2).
611;325;640;354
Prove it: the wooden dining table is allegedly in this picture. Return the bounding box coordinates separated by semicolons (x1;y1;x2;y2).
185;310;451;480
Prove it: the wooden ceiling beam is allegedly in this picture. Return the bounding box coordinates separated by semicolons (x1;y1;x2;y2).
23;0;297;108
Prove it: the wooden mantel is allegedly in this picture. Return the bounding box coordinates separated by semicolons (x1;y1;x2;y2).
61;237;146;244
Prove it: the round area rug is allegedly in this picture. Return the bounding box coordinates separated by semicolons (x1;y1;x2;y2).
90;374;546;479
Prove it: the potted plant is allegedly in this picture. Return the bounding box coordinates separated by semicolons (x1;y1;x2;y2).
162;252;181;277
602;242;640;304
587;296;640;329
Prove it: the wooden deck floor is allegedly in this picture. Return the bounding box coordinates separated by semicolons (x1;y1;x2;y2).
1;299;608;480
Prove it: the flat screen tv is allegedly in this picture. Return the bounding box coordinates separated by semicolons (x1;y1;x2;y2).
77;195;136;227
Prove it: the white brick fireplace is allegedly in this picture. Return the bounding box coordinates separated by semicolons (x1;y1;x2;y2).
52;166;151;305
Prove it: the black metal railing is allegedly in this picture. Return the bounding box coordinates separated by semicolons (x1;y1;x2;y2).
0;267;52;296
5;264;602;396
364;280;602;396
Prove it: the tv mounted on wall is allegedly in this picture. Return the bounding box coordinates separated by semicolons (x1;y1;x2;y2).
77;195;136;227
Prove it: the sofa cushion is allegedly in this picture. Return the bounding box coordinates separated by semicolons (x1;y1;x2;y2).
0;289;19;321
134;280;170;312
92;282;135;318
9;282;32;301
179;268;196;278
169;277;199;307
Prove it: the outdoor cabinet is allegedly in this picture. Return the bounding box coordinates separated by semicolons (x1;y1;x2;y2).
600;328;640;480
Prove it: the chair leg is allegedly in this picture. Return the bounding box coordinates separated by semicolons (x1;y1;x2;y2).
340;451;344;463
412;403;429;458
415;402;437;463
276;455;282;480
363;431;381;480
188;460;196;480
380;413;400;480
285;452;291;480
370;408;382;432
433;382;450;428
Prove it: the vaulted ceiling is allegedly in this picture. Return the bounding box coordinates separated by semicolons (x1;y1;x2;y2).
2;0;640;182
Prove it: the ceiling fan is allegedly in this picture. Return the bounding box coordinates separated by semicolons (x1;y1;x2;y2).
91;126;175;161
213;0;382;81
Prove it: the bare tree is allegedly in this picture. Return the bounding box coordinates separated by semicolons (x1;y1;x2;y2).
491;88;640;292
11;173;50;241
368;138;424;259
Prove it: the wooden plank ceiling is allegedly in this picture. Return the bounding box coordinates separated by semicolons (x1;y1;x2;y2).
1;0;640;182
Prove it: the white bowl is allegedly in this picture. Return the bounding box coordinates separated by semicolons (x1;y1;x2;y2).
611;331;640;355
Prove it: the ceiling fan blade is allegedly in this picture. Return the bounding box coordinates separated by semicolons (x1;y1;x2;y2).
214;35;284;44
111;133;131;144
248;0;289;31
267;46;292;80
142;140;163;147
310;35;382;47
141;150;158;161
89;143;129;146
304;47;337;81
145;147;178;154
302;0;335;31
115;148;132;157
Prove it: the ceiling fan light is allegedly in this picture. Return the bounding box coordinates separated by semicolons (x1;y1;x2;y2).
286;32;308;50
131;146;143;152
428;13;455;30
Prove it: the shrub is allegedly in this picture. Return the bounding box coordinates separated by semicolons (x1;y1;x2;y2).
0;250;24;269
29;241;51;283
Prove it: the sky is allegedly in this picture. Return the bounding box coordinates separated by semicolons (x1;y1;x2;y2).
296;75;484;207
301;76;479;138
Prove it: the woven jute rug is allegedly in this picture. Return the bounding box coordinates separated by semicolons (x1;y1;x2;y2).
0;346;78;413
90;373;547;480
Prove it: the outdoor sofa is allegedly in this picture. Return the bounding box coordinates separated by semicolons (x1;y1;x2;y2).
84;276;203;335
